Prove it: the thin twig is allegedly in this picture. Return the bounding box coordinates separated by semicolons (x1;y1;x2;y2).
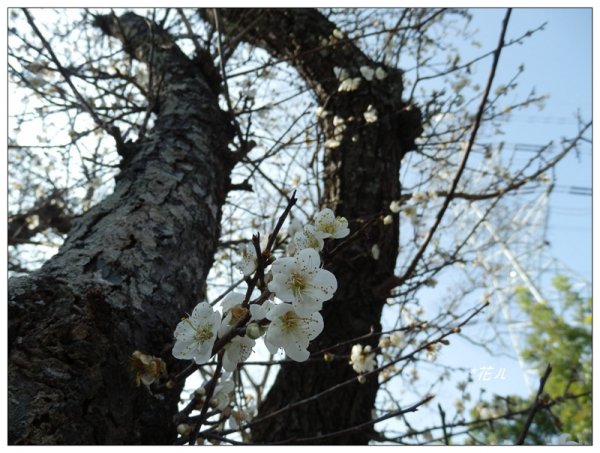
207;301;489;437
516;363;553;445
393;8;513;291
190;357;223;445
213;9;248;156
23;9;125;148
438;403;450;445
275;394;435;444
265;190;298;253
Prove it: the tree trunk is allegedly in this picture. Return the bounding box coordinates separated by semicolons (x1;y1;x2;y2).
8;12;233;444
209;9;422;444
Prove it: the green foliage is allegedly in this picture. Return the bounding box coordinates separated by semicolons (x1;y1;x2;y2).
467;276;592;445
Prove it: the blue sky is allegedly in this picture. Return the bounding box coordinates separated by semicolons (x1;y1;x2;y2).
379;8;592;437
471;8;592;281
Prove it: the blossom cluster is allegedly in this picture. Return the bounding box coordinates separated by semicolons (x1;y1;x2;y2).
171;206;350;374
348;331;409;381
333;64;387;93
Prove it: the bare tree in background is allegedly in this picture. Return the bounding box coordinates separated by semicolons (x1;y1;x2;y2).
7;8;591;445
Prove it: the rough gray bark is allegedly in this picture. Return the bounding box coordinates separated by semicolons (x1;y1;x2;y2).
208;9;422;444
8;12;233;444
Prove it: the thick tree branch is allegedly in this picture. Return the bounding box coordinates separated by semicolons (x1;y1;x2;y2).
9;11;231;445
202;8;423;444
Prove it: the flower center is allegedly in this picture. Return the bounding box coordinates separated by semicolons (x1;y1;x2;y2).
308;235;320;248
290;273;307;295
281;311;299;331
194;323;214;342
323;223;336;234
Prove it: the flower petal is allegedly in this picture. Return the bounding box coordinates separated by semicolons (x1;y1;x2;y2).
310;269;337;301
173;320;196;342
190;302;212;322
292;292;322;316
283;339;310;362
221;292;245;311
306;311;325;340
197;342;216;364
332;217;350;238
296;248;321;274
268;274;295;302
172;339;196;360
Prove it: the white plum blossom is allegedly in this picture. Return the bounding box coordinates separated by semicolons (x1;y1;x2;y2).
375;67;388;80
294;225;325;251
334;123;346;135
229;406;254;430
324;138;341;148
211;376;235;410
333;66;349;81
264;304;324;361
222;335;255;372
389;200;402;213
411;191;428;203
218;292;248;338
426;344;440;362
172;302;220;364
359;65;375;81
476;405;494;419
427;189;439;200
268;248;337;315
378;336;391;349
363;104;378;123
403;205;417;219
235;243;258;276
324;116;348;147
371;244;380;260
221;292;245;312
287;218;304;238
390;331;406;348
332;28;344;39
176;423;193;436
316;106;330;118
338;77;361;92
286;218;304;255
333;115;345;127
350;344;376;373
314;208;350;239
249;300;274;322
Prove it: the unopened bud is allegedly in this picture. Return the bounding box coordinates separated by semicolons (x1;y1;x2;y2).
177;423;192;436
357;375;367;384
195;387;206;397
323;352;335;362
246;323;263;340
